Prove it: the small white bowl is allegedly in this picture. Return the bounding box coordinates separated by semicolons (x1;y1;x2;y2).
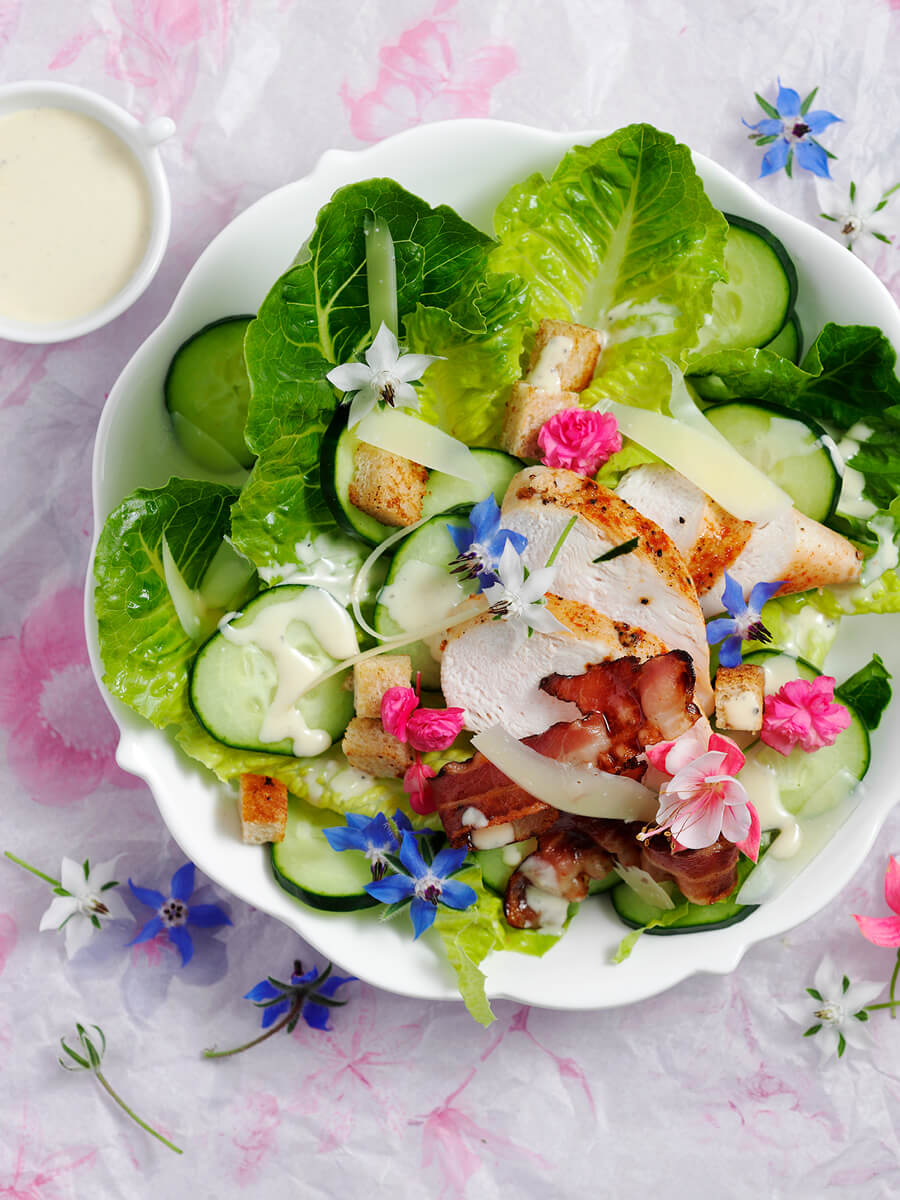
0;80;174;344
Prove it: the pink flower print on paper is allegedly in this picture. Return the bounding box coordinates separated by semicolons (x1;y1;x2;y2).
413;1069;549;1198
0;586;136;806
227;1092;281;1187
0;1108;96;1200
341;0;517;143
0;914;17;977
760;675;850;756
49;0;232;120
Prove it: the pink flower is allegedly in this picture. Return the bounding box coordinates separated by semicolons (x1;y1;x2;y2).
537;409;621;476
380;686;464;751
642;729;760;859
0;587;136;806
853;857;900;946
403;760;437;815
760;675;851;756
381;686;420;742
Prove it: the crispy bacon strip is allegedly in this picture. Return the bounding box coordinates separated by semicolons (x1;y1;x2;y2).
640;835;740;905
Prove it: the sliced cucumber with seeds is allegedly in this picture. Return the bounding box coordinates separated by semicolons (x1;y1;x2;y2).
165;316;255;470
704;401;841;522
321;406;523;544
610;853;760;934
738;650;870;819
695;214;798;355
271;795;378;912
373;513;475;689
189;585;356;756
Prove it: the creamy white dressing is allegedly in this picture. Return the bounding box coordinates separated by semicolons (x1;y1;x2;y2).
739;757;802;860
257;532;365;605
861;514;898;585
835;435;878;519
471;822;515;850
220;587;357;756
461;805;489;829
0;107;152;323
519;854;560;893
523;886;568;934
501;839;536;867
379;558;468;662
526;335;573;390
774;607;840;661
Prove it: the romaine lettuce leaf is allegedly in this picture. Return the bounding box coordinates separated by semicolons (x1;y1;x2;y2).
94;478;250;728
835;654;892;731
407;272;530;447
433;864;560;1026
489;124;728;408
232;179;510;573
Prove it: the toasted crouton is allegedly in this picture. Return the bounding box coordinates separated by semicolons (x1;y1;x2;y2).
240;773;288;844
501;382;579;458
349;442;428;527
527;319;604;392
715;664;765;731
342;717;412;777
354;654;412;718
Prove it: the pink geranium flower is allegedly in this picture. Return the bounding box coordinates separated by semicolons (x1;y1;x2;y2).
537;409;621;477
380;686;420;743
0;586;135;806
760;675;851;756
403;760;437;816
643;729;760;859
853;857;900;946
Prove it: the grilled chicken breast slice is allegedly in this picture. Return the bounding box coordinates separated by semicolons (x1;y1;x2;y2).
499;466;714;712
616;463;862;616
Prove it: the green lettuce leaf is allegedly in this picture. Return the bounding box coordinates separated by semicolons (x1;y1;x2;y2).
94;479;249;728
407;272;530;447
231;178;504;573
433;864;561;1026
835;654;892;731
688;323;900;528
489;124;727;408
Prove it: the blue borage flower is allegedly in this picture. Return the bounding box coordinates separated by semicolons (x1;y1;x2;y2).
705;571;784;668
365;831;477;938
127;862;231;966
447;493;527;589
744;81;841;179
244;963;356;1032
322;809;417;880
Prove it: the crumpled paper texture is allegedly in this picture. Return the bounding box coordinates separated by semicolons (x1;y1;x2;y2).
2;1;900;1196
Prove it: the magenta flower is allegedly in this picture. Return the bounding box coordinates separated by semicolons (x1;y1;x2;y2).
403;760;437;815
380;687;464;753
537;409;622;476
642;729;760;858
853;857;900;947
760;676;851;756
0;586;134;806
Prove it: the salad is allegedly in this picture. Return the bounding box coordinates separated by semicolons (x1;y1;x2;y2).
93;123;900;1024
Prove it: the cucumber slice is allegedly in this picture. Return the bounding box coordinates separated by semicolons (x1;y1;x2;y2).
610;850;761;934
736;650;870;819
762;311;802;362
321;407;523;544
165;316;255;470
373;513;474;688
703;400;840;522
189;585;356;756
696;214;798;355
271;795;378;912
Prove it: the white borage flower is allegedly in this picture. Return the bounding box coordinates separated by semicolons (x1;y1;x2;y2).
482;540;567;639
781;955;884;1062
326;322;442;429
817;176;900;252
39;856;131;958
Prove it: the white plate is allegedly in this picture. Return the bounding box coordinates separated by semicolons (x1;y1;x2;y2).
86;119;900;1010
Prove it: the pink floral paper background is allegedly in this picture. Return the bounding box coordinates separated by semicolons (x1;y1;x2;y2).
2;1;900;1196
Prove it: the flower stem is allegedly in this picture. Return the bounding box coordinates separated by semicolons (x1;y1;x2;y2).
204;1000;301;1059
889;949;900;1021
864;1000;900;1013
94;1071;182;1154
546;515;577;568
4;851;60;887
